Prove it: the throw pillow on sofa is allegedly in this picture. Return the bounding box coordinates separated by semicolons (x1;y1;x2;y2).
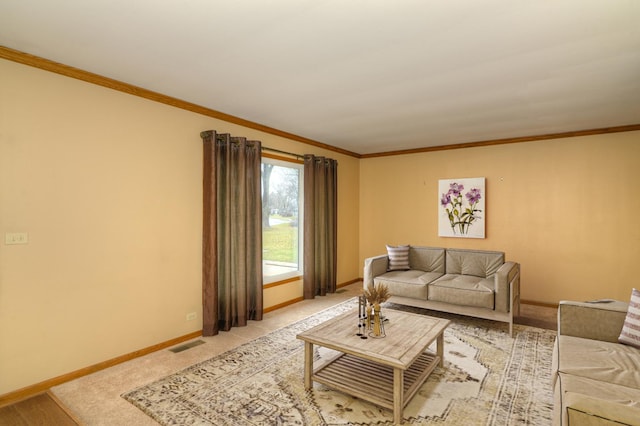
618;287;640;348
386;244;410;271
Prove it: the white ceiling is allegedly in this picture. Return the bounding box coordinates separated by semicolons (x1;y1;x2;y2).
1;0;639;155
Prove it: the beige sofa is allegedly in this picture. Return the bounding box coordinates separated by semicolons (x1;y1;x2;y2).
553;301;640;425
363;246;520;336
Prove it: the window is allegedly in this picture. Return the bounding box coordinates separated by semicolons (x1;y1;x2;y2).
261;157;303;284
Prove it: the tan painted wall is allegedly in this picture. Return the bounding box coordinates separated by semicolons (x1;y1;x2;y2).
2;54;638;397
0;59;360;395
360;133;640;304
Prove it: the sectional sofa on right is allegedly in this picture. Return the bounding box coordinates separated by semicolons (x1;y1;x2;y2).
553;298;640;425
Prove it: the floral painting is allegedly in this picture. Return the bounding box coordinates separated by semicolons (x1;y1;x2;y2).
438;177;485;238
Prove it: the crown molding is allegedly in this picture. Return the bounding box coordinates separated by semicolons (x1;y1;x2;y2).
0;45;360;158
2;45;638;159
360;124;640;158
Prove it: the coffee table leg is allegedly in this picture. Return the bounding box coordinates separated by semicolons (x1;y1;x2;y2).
393;368;404;424
304;341;313;389
437;332;444;367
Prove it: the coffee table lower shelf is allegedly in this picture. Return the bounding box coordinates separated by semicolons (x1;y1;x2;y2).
312;351;439;412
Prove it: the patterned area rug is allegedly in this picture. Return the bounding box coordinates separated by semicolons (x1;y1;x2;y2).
123;299;556;425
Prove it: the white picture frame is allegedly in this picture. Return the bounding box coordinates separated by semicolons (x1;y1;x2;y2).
438;177;485;238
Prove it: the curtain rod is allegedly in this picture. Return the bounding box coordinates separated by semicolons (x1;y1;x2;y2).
262;146;305;160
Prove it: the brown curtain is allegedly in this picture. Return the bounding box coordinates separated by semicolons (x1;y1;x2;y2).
201;130;263;336
303;154;338;298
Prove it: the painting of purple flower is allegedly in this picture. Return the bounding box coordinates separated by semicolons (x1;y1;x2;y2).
438;178;485;238
448;182;464;197
466;188;482;204
440;193;451;207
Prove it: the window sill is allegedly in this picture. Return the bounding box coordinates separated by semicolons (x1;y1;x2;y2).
264;275;302;288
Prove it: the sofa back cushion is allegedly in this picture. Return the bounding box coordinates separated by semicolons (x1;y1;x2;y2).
445;249;504;278
409;246;445;273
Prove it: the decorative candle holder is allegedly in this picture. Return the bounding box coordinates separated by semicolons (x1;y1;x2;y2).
356;295;367;338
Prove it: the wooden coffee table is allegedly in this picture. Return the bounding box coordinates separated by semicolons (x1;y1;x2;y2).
297;307;450;425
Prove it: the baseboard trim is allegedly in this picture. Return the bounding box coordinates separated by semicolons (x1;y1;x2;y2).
521;299;559;309
263;279;362;313
264;297;304;313
339;278;362;287
0;278;364;407
0;330;201;408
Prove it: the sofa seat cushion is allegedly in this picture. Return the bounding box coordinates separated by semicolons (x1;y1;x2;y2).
557;335;640;389
428;274;494;309
555;372;640;426
374;270;442;300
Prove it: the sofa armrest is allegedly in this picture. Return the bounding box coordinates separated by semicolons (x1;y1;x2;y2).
558;300;628;342
494;261;519;312
363;255;388;289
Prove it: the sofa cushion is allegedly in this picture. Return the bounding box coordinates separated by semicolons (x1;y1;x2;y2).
386;244;410;271
556;335;640;390
445;249;504;278
619;288;640;348
374;270;441;300
428;274;494;309
408;246;445;273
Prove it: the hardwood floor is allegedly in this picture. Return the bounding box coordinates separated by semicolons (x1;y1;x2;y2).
0;392;79;426
515;302;558;330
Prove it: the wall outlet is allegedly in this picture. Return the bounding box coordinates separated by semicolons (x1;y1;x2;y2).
186;312;197;321
5;232;29;245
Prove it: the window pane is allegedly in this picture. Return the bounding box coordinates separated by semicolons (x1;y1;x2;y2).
262;159;303;283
